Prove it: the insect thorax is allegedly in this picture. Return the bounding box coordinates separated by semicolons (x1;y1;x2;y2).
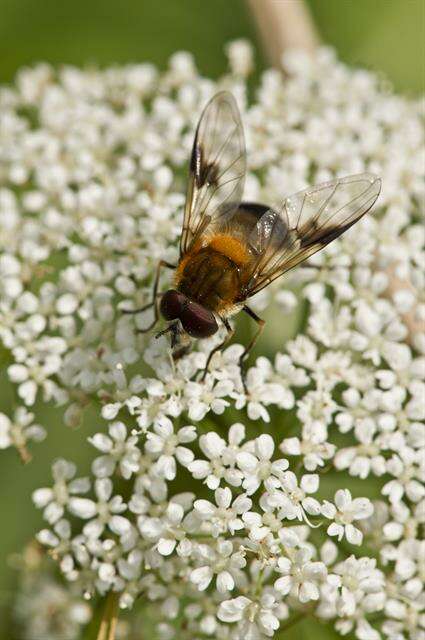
174;246;242;312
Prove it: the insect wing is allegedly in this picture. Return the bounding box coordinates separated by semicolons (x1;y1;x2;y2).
244;173;381;296
181;91;246;255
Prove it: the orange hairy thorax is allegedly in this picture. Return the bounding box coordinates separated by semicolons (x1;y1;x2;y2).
206;234;250;266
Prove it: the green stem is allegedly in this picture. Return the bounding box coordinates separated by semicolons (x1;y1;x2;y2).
254;567;265;597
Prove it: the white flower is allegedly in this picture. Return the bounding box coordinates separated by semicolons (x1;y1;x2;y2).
13;570;92;640
226;39;254;77
322;489;374;545
218;593;284;638
74;478;131;539
189;539;246;593
33;459;90;524
280;421;335;471
382;446;425;504
236;355;302;423
236;434;289;494
297;389;337;428
218;595;252;623
145;417;196;480
274;546;328;603
265;471;321;523
332;555;385;624
0;408;45;456
89;421;141;479
184;376;233;421
138;500;190;556
36;519;77;580
188;428;244;490
194;487;252;537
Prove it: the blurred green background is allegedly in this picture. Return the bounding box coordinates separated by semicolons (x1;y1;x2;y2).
0;0;424;92
0;0;423;638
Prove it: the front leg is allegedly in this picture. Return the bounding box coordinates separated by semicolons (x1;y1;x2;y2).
239;305;265;393
200;317;234;382
122;259;175;333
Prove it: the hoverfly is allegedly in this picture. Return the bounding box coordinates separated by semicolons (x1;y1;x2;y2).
125;91;381;386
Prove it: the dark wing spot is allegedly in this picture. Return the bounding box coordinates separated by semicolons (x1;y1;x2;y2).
202;162;220;187
190;142;201;181
192;144;220;188
237;202;270;220
299;220;354;248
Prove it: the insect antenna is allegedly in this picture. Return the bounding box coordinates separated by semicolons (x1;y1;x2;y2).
155;321;180;340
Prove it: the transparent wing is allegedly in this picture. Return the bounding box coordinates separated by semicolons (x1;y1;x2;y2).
242;173;381;297
180;91;246;255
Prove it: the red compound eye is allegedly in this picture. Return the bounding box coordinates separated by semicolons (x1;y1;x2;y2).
180;301;218;338
160;290;187;320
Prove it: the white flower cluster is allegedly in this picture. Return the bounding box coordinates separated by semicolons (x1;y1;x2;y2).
33;428;378;638
0;40;424;639
11;542;92;640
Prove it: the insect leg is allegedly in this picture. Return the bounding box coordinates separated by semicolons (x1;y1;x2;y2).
172;342;192;362
200;317;234;382
122;260;175;333
239;305;266;393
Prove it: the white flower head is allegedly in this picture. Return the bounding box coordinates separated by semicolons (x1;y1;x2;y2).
2;41;424;640
322;489;374;545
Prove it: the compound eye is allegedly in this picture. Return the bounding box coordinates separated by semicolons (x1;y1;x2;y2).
180;302;218;338
160;290;186;320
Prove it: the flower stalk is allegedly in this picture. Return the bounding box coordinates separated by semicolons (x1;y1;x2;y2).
97;592;119;640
